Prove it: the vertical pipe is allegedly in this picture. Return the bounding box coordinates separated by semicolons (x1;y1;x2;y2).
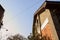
38;14;42;39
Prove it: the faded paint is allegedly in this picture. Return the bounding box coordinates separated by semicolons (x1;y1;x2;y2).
41;18;49;30
40;9;59;40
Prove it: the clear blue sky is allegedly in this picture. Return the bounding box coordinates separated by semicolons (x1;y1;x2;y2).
0;0;59;38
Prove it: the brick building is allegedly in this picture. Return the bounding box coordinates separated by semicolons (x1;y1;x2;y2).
32;1;60;40
0;5;5;29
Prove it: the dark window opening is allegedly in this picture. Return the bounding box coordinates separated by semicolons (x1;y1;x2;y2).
55;10;60;23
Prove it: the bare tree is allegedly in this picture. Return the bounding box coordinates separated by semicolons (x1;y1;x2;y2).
7;34;28;40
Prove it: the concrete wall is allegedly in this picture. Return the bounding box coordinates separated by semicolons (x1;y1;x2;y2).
39;9;59;40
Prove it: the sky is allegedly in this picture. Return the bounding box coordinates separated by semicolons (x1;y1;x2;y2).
0;0;60;39
0;0;45;38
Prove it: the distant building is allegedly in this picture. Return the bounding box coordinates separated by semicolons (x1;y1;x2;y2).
32;1;60;40
0;5;5;29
